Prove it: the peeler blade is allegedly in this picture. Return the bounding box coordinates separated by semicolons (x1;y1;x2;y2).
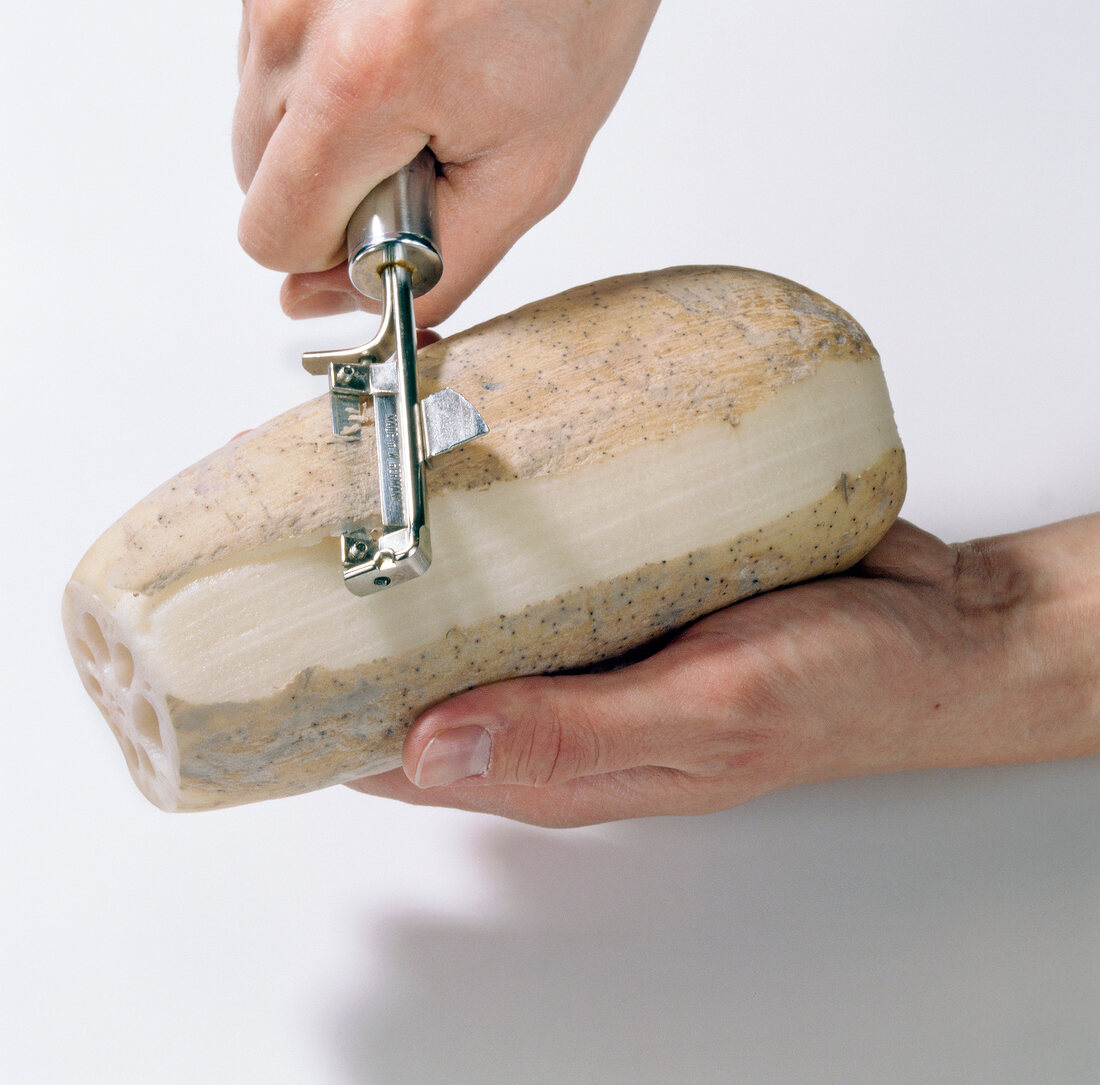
421;388;489;462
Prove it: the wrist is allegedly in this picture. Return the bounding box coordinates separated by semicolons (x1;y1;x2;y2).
962;513;1100;764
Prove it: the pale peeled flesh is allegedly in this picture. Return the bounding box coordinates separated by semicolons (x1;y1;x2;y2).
62;267;906;811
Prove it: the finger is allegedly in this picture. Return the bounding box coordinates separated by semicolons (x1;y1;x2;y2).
279;266;366;319
240;0;313;72
347;628;780;826
276;141;580;323
233;58;290;192
233;0;312;190
400;653;702;793
280;270;454;332
237;3;250;80
238;79;428;273
855;519;954;586
347;763;692;828
406;146;582;325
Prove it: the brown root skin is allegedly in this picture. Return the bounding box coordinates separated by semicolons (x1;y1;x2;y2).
63;266;905;812
81;266;878;598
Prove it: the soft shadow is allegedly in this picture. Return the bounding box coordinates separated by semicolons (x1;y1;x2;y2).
330;760;1100;1084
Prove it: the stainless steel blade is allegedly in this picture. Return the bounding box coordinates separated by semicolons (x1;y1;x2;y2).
421;388;490;461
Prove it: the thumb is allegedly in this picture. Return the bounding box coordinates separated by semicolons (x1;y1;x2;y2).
403;669;669;791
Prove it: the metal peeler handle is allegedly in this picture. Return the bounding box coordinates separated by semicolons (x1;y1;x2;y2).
346;147;443;301
302;148;487;597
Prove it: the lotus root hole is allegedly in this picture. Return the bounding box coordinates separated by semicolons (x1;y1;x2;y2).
118;733;139;773
132;695;162;751
111;643;135;689
79;612;109;665
135;745;154;778
82;672;104;701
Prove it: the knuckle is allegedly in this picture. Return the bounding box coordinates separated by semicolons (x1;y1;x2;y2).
535;150;582;213
658;629;785;779
237;206;285;269
230;98;267;191
503;678;603;787
238;171;343;274
508;147;582;230
307;18;402;121
951;538;1030;619
245;0;311;67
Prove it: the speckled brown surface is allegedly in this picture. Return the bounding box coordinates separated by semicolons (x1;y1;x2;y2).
64;266;905;811
77;267;877;598
164;448;903;811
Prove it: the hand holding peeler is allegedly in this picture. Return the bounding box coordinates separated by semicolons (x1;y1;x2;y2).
302;149;488;596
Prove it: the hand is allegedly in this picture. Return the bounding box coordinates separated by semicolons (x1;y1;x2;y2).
234;0;660;325
349;516;1100;826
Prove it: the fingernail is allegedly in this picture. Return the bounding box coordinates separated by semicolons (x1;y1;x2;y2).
414;725;492;788
286;290;360;319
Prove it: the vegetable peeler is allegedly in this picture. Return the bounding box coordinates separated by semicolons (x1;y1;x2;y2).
302;148;488;596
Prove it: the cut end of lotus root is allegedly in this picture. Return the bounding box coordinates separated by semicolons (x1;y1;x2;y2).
64;586;182;810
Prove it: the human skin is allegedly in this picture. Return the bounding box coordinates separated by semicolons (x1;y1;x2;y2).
348;515;1100;827
233;3;1099;827
233;0;661;325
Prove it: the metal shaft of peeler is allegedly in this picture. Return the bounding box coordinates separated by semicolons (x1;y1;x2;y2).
375;249;427;559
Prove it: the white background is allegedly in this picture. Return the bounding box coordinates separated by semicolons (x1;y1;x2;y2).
3;2;1098;1081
